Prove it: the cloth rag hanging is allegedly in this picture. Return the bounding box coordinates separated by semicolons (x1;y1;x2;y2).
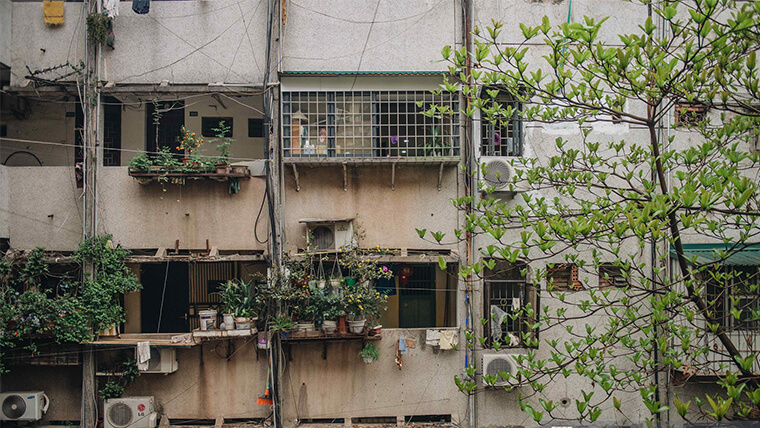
398;336;407;355
132;0;150;15
136;341;151;371
425;329;441;347
490;304;508;342
104;0;119;18
43;1;64;25
439;330;457;350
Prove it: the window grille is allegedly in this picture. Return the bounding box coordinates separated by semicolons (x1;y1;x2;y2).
708;266;760;331
483;260;537;347
480;94;522;156
282;91;459;158
674;102;707;127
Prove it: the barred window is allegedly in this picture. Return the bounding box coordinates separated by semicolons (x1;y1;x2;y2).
480;93;522;157
674;102;707;127
282;91;459;158
483;260;538;348
707;266;760;331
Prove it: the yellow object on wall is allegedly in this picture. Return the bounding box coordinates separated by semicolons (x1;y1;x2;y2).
43;0;64;25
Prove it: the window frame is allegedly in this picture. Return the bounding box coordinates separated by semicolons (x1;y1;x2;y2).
201;117;234;138
483;260;538;348
480;90;523;157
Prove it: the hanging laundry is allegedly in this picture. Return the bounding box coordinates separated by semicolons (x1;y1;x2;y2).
132;0;150;15
395;338;404;369
135;341;151;371
439;330;458;350
43;0;64;25
426;329;441;347
490;305;508;342
104;0;119;19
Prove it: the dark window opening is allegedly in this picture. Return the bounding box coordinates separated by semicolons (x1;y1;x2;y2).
202;117;233;137
547;263;582;291
675;102;707;127
146;101;185;155
248;118;265;138
599;264;629;288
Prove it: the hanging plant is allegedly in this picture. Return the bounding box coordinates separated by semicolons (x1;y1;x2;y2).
86;13;110;45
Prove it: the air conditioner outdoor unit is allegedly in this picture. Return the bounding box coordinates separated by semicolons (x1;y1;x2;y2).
482;354;521;387
104;397;158;428
478;157;529;193
140;347;178;374
0;391;49;421
300;218;354;252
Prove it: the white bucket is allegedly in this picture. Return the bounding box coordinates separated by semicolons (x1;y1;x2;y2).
223;314;235;330
199;310;218;331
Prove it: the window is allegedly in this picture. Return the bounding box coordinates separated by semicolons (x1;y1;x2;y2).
598;264;630;288
547;263;583;291
480;92;522;156
282;91;459;158
201;117;233;138
707;266;760;331
674;102;707;127
248;118;265;138
483;260;539;347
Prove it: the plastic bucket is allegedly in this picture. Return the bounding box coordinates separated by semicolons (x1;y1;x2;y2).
199;310;218;331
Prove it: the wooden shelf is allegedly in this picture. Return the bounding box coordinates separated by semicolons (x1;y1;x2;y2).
280;333;381;360
128;166;251;185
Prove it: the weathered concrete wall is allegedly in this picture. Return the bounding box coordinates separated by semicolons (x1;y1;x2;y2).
0;0;11;67
120;94;266;166
282;0;460;72
103;0;268;84
282;165;459;252
0;365;82;422
0;99;78;167
281;328;466;423
7;166;83;250
98;166;268;251
125;341;269;420
9;2;84;86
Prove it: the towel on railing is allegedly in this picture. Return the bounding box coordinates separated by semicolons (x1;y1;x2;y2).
136;341;151;370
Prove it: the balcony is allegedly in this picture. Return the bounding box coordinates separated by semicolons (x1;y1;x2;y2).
282;90;460;166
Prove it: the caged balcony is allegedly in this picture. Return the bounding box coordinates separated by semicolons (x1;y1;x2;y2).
282;90;460;166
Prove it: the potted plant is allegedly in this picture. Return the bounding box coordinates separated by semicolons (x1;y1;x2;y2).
177;126;204;163
271;316;296;339
234;280;258;330
215;280;242;330
359;344;379;364
343;282;388;334
207;121;233;174
321;295;345;335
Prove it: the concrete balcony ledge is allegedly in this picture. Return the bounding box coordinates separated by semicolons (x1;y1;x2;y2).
127;165;251;186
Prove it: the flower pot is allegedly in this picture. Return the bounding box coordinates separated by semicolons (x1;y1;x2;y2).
337;315;348;335
308;280;318;290
345;278;357;287
199;309;218;331
369;325;382;336
330;278;342;289
362;356;375;364
318;280;326;290
215;163;230;174
279;331;291;339
235;317;252;330
297;321;315;332
223;314;235;330
322;320;337;334
348;319;366;334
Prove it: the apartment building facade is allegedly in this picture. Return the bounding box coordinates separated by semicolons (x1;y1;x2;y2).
1;0;756;426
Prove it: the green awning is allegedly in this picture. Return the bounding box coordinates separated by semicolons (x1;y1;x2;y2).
670;244;760;266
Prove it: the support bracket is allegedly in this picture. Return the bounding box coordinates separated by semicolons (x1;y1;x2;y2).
391;162;396;191
292;164;300;192
438;162;444;191
343;163;348;191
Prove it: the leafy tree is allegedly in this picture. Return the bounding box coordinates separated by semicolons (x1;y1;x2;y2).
424;0;760;423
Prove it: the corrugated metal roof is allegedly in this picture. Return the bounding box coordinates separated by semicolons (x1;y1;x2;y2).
670;244;760;266
280;70;446;77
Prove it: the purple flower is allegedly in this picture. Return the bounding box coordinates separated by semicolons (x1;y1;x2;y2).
382;266;389;272
494;132;501;146
391;136;398;145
